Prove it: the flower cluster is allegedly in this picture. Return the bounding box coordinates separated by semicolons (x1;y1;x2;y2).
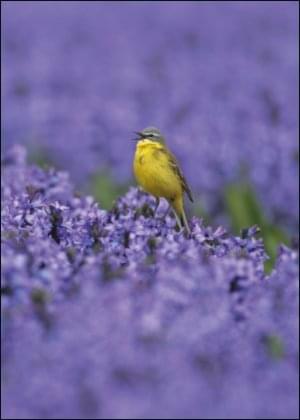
1;1;299;230
1;147;299;419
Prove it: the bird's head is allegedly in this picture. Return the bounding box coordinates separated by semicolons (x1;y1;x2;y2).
133;127;165;145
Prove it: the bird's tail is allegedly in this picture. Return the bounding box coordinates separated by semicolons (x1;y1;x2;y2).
172;196;191;235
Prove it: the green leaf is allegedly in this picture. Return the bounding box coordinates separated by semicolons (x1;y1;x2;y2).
263;334;285;359
89;171;130;210
224;183;265;230
224;182;290;272
28;149;56;170
193;199;211;223
263;225;290;273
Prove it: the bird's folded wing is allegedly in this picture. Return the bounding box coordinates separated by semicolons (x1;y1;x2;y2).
168;151;194;203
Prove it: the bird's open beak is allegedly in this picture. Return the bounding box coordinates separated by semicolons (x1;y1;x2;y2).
132;131;143;141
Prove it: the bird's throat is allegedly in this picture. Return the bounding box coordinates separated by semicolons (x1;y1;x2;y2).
136;139;157;148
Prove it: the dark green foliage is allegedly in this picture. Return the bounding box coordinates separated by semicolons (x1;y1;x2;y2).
224;182;290;272
28;149;56;170
263;334;285;360
90;171;130;210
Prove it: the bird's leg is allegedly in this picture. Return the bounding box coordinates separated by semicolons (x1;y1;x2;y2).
153;197;160;215
171;207;184;232
160;203;171;220
181;209;191;236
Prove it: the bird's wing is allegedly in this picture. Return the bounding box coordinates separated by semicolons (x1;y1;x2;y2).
167;149;194;203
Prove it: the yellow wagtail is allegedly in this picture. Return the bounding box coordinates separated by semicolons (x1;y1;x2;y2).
133;127;193;234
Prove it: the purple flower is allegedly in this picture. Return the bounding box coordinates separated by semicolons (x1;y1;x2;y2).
1;149;299;418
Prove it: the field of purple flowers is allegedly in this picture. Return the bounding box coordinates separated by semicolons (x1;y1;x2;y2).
2;145;299;419
1;1;299;419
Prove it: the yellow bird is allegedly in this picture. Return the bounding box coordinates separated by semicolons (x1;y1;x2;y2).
133;126;193;234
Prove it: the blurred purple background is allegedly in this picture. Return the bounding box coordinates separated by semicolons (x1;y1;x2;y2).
1;2;299;419
2;1;299;227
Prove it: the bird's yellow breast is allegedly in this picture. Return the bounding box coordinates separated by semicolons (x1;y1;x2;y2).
133;140;182;200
